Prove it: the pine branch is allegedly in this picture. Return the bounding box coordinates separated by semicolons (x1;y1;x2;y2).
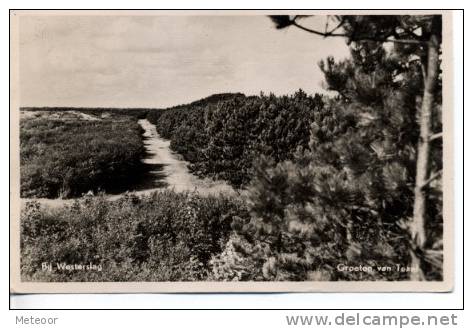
292;21;346;38
421;170;442;189
326;18;346;35
429;132;442;141
348;205;379;216
291;21;424;45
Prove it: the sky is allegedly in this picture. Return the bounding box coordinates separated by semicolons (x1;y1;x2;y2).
19;14;350;108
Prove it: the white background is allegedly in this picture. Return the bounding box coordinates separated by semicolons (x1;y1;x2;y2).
3;1;467;328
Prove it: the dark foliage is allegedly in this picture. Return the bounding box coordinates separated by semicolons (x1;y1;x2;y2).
20;115;145;198
215;46;443;281
147;91;324;187
20;191;249;282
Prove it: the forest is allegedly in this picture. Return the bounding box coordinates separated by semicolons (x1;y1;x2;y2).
20;15;443;282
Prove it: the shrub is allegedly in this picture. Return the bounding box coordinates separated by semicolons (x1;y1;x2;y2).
147;91;324;187
20;191;249;282
20;115;145;198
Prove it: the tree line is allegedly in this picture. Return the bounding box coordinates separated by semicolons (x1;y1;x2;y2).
147;91;324;187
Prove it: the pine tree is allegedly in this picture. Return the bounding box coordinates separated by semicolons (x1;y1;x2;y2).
264;14;443;280
214;40;443;281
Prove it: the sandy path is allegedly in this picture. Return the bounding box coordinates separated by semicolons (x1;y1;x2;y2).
21;119;235;209
136;119;235;195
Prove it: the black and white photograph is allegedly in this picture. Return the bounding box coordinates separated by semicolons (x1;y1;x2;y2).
9;10;454;293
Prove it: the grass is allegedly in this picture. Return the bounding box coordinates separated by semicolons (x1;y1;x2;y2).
20;112;145;198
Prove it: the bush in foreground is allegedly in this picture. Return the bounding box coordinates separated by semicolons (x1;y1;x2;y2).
20;191;249;282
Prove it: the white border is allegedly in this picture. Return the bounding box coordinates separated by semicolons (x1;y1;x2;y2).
5;4;464;311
